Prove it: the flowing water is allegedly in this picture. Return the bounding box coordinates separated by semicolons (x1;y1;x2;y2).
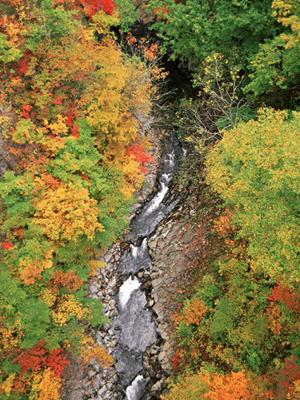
113;134;182;399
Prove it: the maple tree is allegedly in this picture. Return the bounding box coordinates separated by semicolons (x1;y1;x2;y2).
173;298;208;326
80;0;116;17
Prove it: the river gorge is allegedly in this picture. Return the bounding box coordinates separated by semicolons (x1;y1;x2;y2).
63;133;188;400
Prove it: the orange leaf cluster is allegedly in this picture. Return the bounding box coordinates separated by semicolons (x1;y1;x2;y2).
144;43;160;61
214;209;234;239
269;284;300;313
51;270;84;292
174;298;208;326
204;371;255;400
20;263;43;286
81;338;114;368
267;303;283;335
172;349;185;372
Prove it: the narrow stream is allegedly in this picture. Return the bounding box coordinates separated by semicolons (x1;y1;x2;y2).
112;134;182;399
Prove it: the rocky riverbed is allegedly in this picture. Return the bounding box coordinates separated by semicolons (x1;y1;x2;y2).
62;132;213;400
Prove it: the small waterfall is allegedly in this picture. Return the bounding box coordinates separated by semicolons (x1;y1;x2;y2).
141;238;147;250
143;150;176;216
161;173;172;184
130;244;138;259
145;181;169;215
119;277;141;309
130;238;148;260
167;151;175;167
126;376;147;400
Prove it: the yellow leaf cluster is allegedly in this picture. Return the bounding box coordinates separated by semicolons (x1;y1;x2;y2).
272;0;300;50
41;136;66;154
92;10;120;35
104;151;144;197
33;183;104;242
206;109;300;285
0;13;27;49
52;295;86;325
287;379;300;399
12;119;40;145
30;369;61;400
41;288;57;307
162;371;259;400
0;318;22;351
89;260;107;276
47;115;69;136
0;374;16;395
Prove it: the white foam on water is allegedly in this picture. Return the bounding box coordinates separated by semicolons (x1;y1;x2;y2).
166;151;175;167
130;244;138;259
131;238;148;259
162;173;172;184
145;182;169;215
126;375;145;400
141;238;147;249
119;277;141;309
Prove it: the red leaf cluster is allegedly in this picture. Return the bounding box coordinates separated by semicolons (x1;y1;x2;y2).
18;340;70;378
47;348;71;377
127;143;154;174
80;0;116;17
17;50;31;75
66;109;75;128
21;104;33;119
269;284;300;313
71;125;80;138
277;356;300;396
2;241;14;250
52;96;63;105
18;341;47;373
172;349;184;372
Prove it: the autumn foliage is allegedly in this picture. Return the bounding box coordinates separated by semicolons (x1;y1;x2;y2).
18;341;70;378
162;371;261;400
166;110;300;400
127;143;155;174
80;0;116;16
269;284;300;313
173;298;208;326
0;0;155;398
